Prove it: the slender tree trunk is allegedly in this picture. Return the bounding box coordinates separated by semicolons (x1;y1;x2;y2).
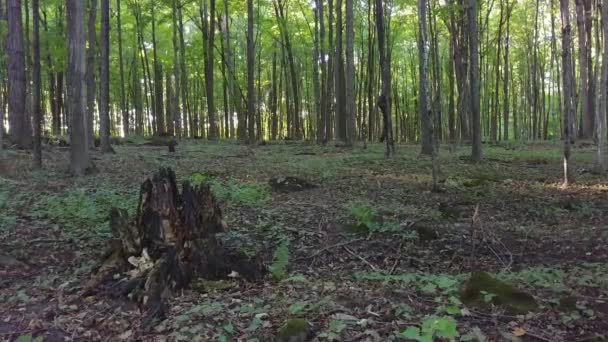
375;0;394;157
171;0;180;138
32;0;41;168
584;0;595;138
468;0;481;161
67;0;92;176
335;0;345;142
177;5;189;137
204;0;217;140
86;0;97;148
419;0;433;155
318;0;328;143
116;0;128;136
151;3;165;135
99;0;111;152
7;0;29;148
313;1;322;144
503;0;511;140
345;0;356;145
247;0;255;142
561;0;575;186
367;0;375;142
576;0;591;138
596;0;608;171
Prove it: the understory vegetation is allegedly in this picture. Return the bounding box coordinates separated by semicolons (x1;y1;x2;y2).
1;142;607;341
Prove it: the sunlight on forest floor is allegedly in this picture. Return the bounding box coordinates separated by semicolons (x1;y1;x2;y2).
1;141;607;341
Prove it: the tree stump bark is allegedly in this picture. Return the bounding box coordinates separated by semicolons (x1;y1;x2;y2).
86;168;264;324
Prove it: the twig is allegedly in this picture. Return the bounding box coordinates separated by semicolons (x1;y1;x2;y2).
343;245;378;271
297;238;364;261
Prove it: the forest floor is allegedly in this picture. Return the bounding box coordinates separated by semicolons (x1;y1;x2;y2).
1;141;607;342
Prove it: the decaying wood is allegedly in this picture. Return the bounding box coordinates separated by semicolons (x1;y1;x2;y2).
86;168;264;324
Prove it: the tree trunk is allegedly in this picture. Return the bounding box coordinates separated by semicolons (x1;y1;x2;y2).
503;0;511;140
117;0;128;136
203;0;217;140
171;0;180;138
67;0;93;176
596;0;608;171
32;0;41;168
178;5;189;137
367;0;375;142
345;0;356;146
99;0;112;153
7;0;29;148
561;0;575;186
313;2;322;144
247;0;255;142
152;3;165;136
468;0;482;161
576;0;592;138
419;0;433;155
375;0;394;157
86;0;97;149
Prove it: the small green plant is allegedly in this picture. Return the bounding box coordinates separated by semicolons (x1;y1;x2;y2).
16;335;43;342
206;178;269;206
346;201;378;232
399;316;458;342
32;187;137;238
269;240;290;281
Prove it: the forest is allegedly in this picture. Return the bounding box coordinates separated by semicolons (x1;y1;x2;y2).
1;0;608;340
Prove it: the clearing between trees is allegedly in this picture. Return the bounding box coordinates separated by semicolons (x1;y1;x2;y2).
1;142;607;341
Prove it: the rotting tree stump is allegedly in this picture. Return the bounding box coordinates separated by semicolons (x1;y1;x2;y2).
86;168;264;325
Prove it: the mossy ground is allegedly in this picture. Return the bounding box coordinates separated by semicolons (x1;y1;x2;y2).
0;141;607;341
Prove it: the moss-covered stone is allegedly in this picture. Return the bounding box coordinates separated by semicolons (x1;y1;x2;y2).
460;272;538;314
275;319;312;342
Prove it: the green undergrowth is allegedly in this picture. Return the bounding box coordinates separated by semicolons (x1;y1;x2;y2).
189;172;269;206
356;262;608;299
0;180;18;232
31;186;138;239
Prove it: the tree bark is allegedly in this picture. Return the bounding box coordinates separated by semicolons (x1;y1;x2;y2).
86;0;97;148
151;3;165;136
7;0;29;148
560;0;575;186
247;0;255;142
345;0;356;146
468;0;482;161
32;0;41;168
375;0;394;157
419;0;433;155
117;0;128;136
67;0;93;176
171;0;181;138
596;0;608;171
99;0;112;153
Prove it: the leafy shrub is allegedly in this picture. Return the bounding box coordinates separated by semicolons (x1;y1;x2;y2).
189;173;269;206
346;202;378;232
400;316;458;342
32;187;137;238
269;240;290;281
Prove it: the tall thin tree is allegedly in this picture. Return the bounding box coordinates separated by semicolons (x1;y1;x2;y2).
32;0;41;168
560;0;575;186
7;0;29;148
468;0;482;161
67;0;92;176
99;0;112;152
247;0;255;142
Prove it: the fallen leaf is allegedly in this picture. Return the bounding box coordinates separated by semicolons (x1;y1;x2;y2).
513;327;526;337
